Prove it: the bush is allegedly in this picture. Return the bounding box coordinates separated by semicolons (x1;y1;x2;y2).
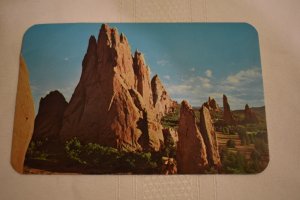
220;148;247;173
237;127;250;145
226;139;236;148
26;140;49;161
64;138;158;173
222;127;229;134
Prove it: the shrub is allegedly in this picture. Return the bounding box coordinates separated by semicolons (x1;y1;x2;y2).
222;127;229;134
26;140;49;161
64;137;158;173
220;148;247;174
226;139;236;148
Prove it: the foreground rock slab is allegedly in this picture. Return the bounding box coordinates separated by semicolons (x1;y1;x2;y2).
11;56;35;173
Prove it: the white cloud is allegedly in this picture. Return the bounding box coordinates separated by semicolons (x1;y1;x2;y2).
205;69;213;78
167;84;192;95
189;67;196;72
157;59;169;66
164;67;264;109
64;57;69;61
163;75;170;80
226;68;261;85
197;76;211;88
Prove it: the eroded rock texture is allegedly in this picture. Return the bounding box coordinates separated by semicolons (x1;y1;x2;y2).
199;106;221;168
59;24;165;151
176;100;208;173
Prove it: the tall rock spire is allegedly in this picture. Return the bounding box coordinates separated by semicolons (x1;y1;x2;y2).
177;100;208;173
133;50;153;107
244;104;258;123
199;106;221;168
223;94;235;124
59;24;165;151
151;74;176;118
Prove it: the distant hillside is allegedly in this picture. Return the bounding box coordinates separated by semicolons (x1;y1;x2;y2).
232;106;266;122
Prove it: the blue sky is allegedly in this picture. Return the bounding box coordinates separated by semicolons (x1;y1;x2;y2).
21;23;265;113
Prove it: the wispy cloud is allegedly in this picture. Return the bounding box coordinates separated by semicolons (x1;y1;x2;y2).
163;75;170;80
226;68;261;85
189;67;196;72
198;76;211;89
205;69;213;78
165;67;264;109
64;57;69;61
157;59;169;66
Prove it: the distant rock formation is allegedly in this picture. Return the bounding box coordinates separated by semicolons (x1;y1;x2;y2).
58;24;168;151
32;91;68;140
199;106;221;168
244;104;259;123
223;94;235;124
151;74;176;118
176;100;208;174
11;56;35;173
203;96;221;112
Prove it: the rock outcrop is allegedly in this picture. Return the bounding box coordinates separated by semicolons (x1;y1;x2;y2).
244;104;258;123
223;94;235;124
32;91;68;140
203;96;221;112
151;74;176;118
199;106;221;168
176;100;208;174
133;50;153;107
59;24;164;151
11;56;35;173
163;127;178;144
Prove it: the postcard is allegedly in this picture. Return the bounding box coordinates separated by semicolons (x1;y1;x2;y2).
11;23;269;174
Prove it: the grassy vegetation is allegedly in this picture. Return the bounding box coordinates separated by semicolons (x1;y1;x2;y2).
25;136;178;174
161;107;180;129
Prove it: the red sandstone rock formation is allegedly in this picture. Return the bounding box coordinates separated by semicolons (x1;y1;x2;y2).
32;91;68;140
133;50;153;107
244;104;259;123
59;24;164;151
151;74;176;118
199;106;221;168
11;56;35;173
203;96;221;112
176;100;208;174
223;94;235;124
162;128;178;144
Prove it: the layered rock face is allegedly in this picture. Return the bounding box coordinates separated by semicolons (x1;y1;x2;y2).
59;24;164;151
223;94;235;124
203;96;221;112
244;104;258;123
32;91;68;140
199;106;221;167
151;74;176;118
176;100;208;174
11;56;35;173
